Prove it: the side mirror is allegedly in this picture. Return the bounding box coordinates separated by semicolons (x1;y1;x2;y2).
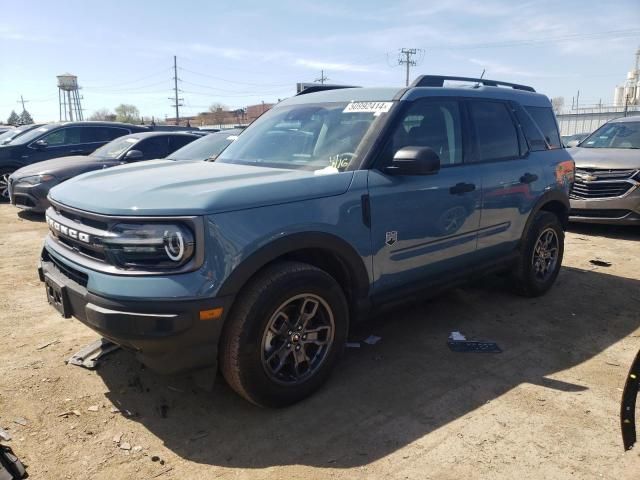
566;139;580;148
33;139;48;149
385;146;440;175
124;149;143;161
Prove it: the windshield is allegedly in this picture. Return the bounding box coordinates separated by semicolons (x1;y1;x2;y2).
0;125;38;145
216;101;393;171
10;124;57;145
167;130;240;161
90;136;138;159
581;121;640;149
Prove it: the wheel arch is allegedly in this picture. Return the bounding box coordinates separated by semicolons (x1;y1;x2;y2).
217;232;371;309
521;189;570;245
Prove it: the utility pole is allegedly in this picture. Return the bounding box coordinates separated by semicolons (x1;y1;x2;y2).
398;48;420;87
314;70;329;85
168;55;183;125
17;95;29;111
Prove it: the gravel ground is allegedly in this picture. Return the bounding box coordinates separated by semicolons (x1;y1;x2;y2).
1;204;639;479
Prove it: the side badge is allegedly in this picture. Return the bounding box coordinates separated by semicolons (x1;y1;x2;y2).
385;231;397;246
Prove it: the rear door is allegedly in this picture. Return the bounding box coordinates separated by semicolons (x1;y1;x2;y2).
368;97;484;294
168;135;197;155
467;99;548;258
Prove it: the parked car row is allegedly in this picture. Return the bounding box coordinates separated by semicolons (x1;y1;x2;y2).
3;76;637;408
0;121;242;203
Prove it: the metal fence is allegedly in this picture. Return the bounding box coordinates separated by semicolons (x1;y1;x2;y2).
556;105;640;136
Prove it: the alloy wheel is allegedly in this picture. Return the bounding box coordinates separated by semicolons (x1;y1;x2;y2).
532;227;559;281
261;293;335;385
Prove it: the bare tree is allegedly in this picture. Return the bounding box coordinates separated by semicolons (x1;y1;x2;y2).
209;103;228;126
89;109;116;121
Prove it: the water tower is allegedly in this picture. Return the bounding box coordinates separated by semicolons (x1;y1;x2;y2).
57;73;84;121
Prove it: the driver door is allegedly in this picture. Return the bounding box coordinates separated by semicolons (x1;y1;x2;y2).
367;98;484;295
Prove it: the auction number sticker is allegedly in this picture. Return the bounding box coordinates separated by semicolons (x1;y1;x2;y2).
343;102;393;114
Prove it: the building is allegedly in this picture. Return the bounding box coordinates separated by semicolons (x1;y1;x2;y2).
613;47;640;107
165;102;276;128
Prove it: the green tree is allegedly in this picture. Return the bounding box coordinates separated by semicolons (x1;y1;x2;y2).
18;109;34;125
7;110;19;125
114;104;140;124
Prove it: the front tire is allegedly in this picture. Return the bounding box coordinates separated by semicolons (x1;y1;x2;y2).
511;211;564;297
219;261;348;407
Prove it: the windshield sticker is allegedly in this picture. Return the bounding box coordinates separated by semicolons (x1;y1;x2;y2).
314;166;339;176
343;102;392;114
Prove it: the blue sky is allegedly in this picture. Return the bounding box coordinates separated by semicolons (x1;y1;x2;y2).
1;0;639;122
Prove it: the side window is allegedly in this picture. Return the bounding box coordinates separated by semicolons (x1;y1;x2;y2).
40;128;65;146
41;127;83;146
168;135;196;152
81;127;111;143
469;101;520;162
105;127;130;141
380;99;463;168
525;106;561;149
135;136;170;160
512;104;547;152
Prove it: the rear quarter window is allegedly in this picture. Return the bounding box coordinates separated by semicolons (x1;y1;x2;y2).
525;106;562;149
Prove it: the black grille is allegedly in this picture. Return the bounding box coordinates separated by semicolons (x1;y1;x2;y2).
57;208;108;231
44;250;88;287
570;209;631;219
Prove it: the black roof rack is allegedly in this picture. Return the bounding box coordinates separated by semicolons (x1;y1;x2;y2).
295;84;360;96
410;75;535;92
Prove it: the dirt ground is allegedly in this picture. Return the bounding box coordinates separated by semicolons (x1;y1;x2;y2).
1;203;640;479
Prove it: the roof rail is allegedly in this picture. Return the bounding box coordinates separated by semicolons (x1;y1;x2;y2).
295;84;360;96
410;75;535;92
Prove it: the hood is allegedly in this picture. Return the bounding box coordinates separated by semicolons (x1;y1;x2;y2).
569;147;640;170
49;160;355;216
11;156;120;179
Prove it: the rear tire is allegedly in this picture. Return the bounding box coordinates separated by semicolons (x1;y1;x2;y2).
219;261;348;407
511;211;564;297
0;169;13;203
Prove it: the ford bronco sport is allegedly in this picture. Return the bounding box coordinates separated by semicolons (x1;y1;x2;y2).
39;76;574;407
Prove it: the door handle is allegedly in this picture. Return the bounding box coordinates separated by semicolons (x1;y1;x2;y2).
449;182;476;195
520;173;538;184
70;150;85;154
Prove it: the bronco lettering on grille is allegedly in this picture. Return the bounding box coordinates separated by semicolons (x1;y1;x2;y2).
46;216;91;243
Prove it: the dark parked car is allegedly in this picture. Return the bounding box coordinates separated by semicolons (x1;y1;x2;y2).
0;121;148;201
0;124;44;146
8;131;201;212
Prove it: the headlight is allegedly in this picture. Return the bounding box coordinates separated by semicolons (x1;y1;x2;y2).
102;223;195;270
17;174;56;185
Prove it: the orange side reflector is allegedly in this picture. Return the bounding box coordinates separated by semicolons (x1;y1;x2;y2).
199;307;223;321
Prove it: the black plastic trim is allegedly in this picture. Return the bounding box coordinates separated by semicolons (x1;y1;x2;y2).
216;232;371;299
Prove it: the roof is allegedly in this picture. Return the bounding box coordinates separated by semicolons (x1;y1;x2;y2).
116;131;201;141
278;78;551;108
608;115;640;123
44;121;150;129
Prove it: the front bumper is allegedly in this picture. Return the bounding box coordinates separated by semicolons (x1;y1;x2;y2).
569;187;640;225
9;179;54;212
39;249;233;374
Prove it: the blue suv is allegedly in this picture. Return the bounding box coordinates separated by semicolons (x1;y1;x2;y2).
38;76;574;407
